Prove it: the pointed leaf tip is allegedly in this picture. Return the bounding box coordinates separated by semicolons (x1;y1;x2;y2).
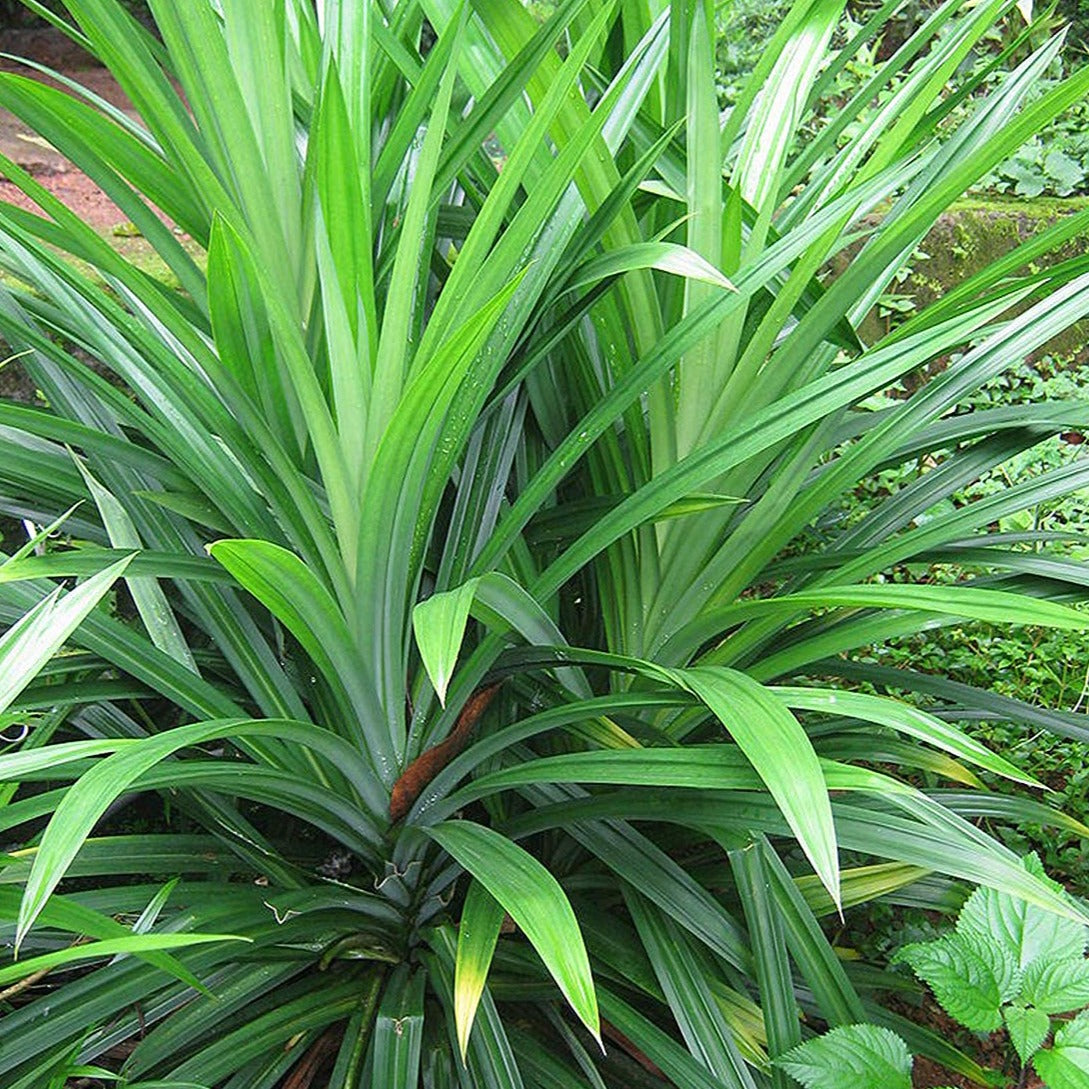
428;821;598;1040
678;667;841;909
454;880;504;1058
413;579;479;706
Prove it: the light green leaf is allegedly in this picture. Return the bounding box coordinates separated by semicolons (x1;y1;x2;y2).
1003;1004;1050;1065
1022;958;1089;1015
208;538;381;755
958;856;1088;971
689;586;1089;649
788;584;1089;631
732;0;843;219
1035;1010;1089;1089
775;686;1039;787
426;820;599;1043
777;1024;912;1089
413;578;480;706
565;243;735;294
207;214;297;450
0;557;131;718
794;862;932;917
207;539;350;679
964;928;1024;1003
454;879;506;1059
129;877;180;937
74;459;197;673
0;932;249;987
894;933;1012;1031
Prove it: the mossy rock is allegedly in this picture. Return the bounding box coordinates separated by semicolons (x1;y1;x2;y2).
850;197;1089;360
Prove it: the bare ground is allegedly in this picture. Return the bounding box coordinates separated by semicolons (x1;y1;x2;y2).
0;27;141;231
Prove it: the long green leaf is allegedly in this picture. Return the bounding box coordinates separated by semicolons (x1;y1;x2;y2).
0;933;249;988
677;667;840;910
0;556;131;717
426;820;599;1042
413;578;479;706
454;880;506;1059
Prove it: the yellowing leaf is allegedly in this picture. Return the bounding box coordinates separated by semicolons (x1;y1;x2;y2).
453;880;505;1058
427;820;599;1042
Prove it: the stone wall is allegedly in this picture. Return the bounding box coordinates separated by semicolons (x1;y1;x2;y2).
854;197;1089;360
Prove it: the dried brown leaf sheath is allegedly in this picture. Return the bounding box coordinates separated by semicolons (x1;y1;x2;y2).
389;684;500;822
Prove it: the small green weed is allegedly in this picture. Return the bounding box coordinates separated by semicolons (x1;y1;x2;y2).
859;353;1089;887
781;855;1089;1088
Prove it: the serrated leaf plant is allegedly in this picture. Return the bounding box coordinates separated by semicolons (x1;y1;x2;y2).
782;856;1089;1089
779;1023;917;1089
1;0;1089;1085
896;854;1089;1088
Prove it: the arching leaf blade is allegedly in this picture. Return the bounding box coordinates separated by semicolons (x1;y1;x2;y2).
426;820;599;1043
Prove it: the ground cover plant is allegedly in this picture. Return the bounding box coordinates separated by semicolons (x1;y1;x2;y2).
783;855;1089;1088
2;0;1089;1086
722;0;1089;198
853;352;1089;893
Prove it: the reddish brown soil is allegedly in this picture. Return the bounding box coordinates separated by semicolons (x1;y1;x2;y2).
0;173;126;232
893;995;1043;1089
0;27;134;230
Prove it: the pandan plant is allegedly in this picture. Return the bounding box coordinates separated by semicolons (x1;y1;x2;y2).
0;0;1088;1085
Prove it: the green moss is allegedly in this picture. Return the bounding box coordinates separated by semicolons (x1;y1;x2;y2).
99;229;207;289
853;197;1089;355
953;194;1089;215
